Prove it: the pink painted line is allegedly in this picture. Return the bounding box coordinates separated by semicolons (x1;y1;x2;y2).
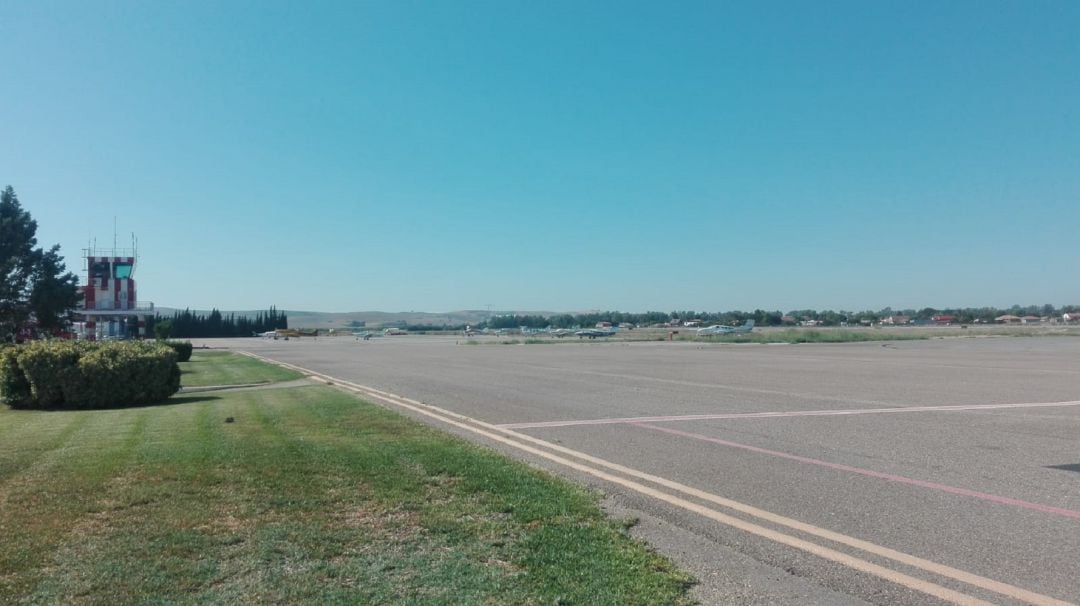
497;399;1080;429
634;422;1080;520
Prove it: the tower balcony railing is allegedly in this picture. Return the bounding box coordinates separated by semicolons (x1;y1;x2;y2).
82;301;155;312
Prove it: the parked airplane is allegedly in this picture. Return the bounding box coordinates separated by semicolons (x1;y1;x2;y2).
696;320;755;335
383;327;408;336
551;329;575;338
575;327;617;339
353;331;374;340
257;329;300;339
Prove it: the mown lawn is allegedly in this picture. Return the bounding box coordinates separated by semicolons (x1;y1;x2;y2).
0;359;693;604
180;351;304;387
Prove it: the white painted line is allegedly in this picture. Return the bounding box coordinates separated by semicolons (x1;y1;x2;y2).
498;399;1080;429
515;364;893;407
635;422;1080;519
238;352;1076;606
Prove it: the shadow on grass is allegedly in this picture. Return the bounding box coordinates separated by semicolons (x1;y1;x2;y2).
163;395;222;406
17;394;223;413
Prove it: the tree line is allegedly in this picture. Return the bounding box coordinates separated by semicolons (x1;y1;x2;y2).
154;307;288;338
482;304;1079;330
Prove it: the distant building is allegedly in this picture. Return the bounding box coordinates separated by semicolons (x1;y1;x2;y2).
1020;316;1042;324
1064;312;1080;324
881;315;911;325
931;315;956;325
994;315;1022;324
781;315;797;325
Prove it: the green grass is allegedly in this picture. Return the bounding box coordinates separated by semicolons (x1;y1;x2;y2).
0;366;693;604
180;351;304;387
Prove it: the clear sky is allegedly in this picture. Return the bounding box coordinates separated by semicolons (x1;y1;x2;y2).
3;1;1078;313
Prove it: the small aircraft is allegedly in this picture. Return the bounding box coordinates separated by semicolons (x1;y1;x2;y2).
696;320;755;335
551;329;575;338
353;331;374;340
257;329;298;339
575;327;618;339
383;327;408;336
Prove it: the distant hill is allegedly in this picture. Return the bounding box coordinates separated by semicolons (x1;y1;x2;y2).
154;308;560;329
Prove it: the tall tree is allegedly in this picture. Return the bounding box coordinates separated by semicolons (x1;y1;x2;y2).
30;245;80;331
0;186;40;341
0;186;79;341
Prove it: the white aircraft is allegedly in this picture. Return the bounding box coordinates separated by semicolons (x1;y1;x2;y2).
551;329;575;338
575;327;618;339
353;331;374;340
696;320;755;336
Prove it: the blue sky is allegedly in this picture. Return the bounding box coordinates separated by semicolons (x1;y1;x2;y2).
3;1;1077;313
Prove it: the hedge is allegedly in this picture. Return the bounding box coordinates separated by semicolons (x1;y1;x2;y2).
0;341;181;409
163;340;193;362
0;345;31;408
15;340;89;407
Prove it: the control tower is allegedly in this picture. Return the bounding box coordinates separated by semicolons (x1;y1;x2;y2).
78;240;154;340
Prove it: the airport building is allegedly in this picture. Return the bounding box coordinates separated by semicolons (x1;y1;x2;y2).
76;243;154;340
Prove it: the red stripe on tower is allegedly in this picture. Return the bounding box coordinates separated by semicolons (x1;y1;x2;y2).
93;257;103;289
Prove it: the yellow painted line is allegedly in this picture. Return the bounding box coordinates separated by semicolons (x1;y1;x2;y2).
239;352;1075;606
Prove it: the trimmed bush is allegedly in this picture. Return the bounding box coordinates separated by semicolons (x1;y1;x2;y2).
0;340;181;410
163;340;193;362
14;340;88;407
0;345;32;408
61;342;181;409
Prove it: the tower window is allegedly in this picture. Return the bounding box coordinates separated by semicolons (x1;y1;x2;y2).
90;261;110;280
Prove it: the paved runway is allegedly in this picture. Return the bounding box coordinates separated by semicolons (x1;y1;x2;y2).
204;336;1080;605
